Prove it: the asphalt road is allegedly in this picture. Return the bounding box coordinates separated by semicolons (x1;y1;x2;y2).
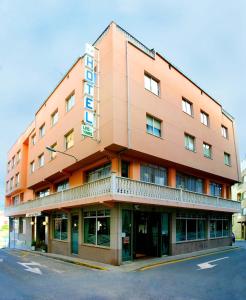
1;243;246;300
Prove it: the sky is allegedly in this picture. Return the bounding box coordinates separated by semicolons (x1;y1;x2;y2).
0;0;245;208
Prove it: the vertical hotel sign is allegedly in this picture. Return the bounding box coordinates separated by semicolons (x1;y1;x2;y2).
82;43;97;138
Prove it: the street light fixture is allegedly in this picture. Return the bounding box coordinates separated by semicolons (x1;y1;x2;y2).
46;146;78;162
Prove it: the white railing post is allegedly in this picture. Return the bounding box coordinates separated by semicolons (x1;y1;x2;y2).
180;188;183;202
111;173;117;195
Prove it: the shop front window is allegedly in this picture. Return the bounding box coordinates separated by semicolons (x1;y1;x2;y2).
84;209;110;247
210;218;229;238
53;214;68;240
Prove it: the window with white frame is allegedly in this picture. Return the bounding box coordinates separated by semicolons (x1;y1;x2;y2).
84;209;110;247
51;109;59;126
38;153;45;167
200;111;209;126
10;177;14;190
224;152;231;166
39;124;45;138
144;73;160;96
31;134;36;145
146;115;162;137
86;163;111;182
203;142;212;158
49;142;57;160
184;133;195;152
15;173;20;187
64;130;74;150
30;161;35;173
17;150;21;163
221;125;228;139
66;94;75;112
182;98;193;116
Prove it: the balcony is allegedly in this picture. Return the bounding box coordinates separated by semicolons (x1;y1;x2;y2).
5;174;241;216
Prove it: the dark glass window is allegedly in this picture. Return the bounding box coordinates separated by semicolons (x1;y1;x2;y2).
210;182;222;197
84;210;110;247
187;219;197;240
176;219;186;241
19;217;23;234
86;163;111;182
56;180;69;192
140;164;167;186
121;161;130;178
176;173;203;193
53;214;68;240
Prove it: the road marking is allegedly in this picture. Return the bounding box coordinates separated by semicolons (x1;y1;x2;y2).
197;257;229;270
17;261;42;275
138;247;240;271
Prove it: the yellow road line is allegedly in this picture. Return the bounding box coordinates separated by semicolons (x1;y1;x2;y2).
139;247;241;271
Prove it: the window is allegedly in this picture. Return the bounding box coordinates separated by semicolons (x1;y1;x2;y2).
176;214;206;242
140;164;167;186
13;195;20;205
51;109;59;126
36;188;50;198
146;115;161;137
7;161;11;173
64;130;74;150
86;163;111;182
210;182;222;197
210;217;229;238
221;125;228;139
17;150;21;163
200;111;209;126
31;134;36;145
10;177;14;190
39;124;45;138
121;160;130;178
203;143;212;158
12;156;16;168
6;181;9;192
30;161;35;173
66;94;75;112
182;98;193;116
38;153;45;167
84;209;110;247
184;134;195;152
53;213;68;240
176;173;203;193
144;73;160;96
19;217;23;234
49;143;57;160
224;152;231;166
15;173;20;187
56;180;69;192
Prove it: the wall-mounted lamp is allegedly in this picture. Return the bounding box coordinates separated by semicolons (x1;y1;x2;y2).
30;221;35;226
42;221;48;226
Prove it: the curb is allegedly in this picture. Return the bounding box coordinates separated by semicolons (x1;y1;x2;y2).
138;247;241;271
18;250;109;271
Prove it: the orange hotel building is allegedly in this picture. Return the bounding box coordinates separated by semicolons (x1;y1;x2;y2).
5;22;240;265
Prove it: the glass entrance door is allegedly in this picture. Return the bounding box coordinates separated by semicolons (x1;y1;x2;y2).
122;210;132;261
71;215;79;255
161;213;169;255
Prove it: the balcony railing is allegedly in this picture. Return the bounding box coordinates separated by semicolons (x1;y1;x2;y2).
5;174;241;216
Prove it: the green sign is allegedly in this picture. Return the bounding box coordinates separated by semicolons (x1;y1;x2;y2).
82;124;94;138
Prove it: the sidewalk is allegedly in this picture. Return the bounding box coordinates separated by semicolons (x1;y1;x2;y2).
19;244;240;272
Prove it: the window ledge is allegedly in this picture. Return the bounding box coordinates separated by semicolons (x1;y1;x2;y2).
82;243;111;250
176;238;207;244
144;88;160;98
146;132;164;140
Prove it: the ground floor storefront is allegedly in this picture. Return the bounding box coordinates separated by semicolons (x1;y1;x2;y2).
9;203;233;265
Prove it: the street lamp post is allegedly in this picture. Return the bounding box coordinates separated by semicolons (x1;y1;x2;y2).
46;146;78;162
